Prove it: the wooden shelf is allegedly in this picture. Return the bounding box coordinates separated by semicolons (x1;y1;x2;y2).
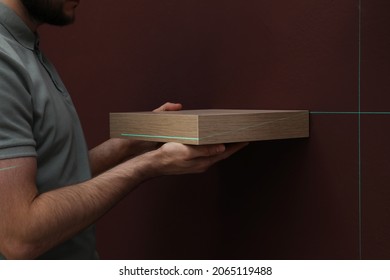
110;109;309;145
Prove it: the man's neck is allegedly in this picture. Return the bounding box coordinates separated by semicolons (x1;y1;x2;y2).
1;0;41;31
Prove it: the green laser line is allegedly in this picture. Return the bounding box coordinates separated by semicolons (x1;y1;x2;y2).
309;0;369;259
0;166;19;172
358;0;363;260
310;111;390;115
121;133;199;141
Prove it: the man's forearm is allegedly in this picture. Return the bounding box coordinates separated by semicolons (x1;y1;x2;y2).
1;141;243;259
89;138;157;177
6;151;158;259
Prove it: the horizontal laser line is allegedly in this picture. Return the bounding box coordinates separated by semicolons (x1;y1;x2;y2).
121;133;199;141
310;111;390;115
0;166;19;172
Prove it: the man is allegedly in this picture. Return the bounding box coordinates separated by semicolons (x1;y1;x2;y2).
0;0;246;259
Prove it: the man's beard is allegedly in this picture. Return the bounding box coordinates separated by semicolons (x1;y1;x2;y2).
20;0;75;26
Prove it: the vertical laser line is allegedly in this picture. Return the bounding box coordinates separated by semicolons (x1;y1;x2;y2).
358;0;362;260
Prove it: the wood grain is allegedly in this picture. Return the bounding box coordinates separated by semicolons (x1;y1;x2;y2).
110;109;309;145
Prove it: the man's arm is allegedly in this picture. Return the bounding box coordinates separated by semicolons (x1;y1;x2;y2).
88;138;154;177
0;142;247;259
89;102;183;177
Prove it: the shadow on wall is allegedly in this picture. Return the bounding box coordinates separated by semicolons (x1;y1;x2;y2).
216;138;311;259
207;139;310;259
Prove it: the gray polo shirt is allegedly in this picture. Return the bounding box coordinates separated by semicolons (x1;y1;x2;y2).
0;3;96;259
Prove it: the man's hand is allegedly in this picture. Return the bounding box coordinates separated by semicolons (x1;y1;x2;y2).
144;142;249;177
89;102;183;176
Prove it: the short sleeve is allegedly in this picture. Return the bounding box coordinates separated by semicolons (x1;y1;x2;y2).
0;49;36;159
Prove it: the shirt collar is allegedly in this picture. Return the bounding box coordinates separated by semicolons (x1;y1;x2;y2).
0;2;38;51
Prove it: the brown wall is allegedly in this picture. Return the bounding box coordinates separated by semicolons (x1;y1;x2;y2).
40;0;390;259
